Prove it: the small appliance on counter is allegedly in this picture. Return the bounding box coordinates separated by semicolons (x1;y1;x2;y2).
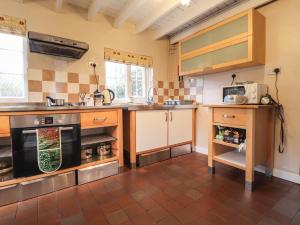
222;82;268;104
102;89;115;105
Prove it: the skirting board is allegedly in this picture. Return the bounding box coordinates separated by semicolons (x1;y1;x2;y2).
273;169;300;184
195;146;300;184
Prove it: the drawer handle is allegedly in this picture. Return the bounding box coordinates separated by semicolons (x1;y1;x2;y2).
222;114;235;119
93;117;107;123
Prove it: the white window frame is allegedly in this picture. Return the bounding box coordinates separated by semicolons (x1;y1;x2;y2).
104;61;153;103
0;33;28;102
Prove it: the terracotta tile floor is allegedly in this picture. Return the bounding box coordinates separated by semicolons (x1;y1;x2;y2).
1;153;300;225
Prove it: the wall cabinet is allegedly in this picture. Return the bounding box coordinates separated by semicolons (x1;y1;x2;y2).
179;9;265;76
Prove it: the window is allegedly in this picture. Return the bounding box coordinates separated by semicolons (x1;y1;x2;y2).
0;32;26;101
105;61;153;102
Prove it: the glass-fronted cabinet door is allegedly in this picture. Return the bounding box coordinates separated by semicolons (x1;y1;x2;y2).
181;40;249;75
181;14;249;55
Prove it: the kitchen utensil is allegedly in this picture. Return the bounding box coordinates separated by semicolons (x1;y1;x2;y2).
0;157;13;175
46;96;65;106
102;89;115;105
94;92;104;106
79;93;86;106
81;148;93;160
97;143;112;156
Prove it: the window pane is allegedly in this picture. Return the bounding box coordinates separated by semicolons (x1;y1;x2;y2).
0;74;24;98
0;49;24;74
0;33;23;51
131;65;145;97
105;61;128;99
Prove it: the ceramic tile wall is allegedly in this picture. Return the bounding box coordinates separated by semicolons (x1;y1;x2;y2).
153;78;204;104
28;69;104;102
28;68;203;104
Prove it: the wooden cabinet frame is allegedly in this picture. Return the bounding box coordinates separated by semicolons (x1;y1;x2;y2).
207;105;275;191
179;9;265;76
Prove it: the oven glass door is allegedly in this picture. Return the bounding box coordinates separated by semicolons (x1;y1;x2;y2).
12;125;81;178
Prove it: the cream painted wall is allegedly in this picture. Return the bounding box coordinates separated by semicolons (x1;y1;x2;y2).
169;0;300;178
0;0;169;83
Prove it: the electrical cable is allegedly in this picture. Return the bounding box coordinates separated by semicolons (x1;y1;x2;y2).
273;68;285;153
231;73;236;85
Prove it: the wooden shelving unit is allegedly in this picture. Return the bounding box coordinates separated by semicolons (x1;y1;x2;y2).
206;105;275;191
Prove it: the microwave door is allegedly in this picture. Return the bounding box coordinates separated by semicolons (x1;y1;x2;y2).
223;86;246;97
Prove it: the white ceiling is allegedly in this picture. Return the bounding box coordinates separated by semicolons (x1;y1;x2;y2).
19;0;249;39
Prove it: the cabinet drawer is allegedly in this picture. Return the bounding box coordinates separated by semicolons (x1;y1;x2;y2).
0;116;10;137
77;161;119;185
0;184;20;206
53;172;75;191
213;108;248;126
81;111;118;129
20;178;54;201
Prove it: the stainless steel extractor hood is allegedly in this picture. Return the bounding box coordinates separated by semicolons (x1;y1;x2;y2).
28;31;89;60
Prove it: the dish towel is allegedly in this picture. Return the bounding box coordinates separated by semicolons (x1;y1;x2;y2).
36;128;62;173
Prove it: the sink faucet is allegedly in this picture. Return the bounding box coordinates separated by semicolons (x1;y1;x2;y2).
147;87;154;104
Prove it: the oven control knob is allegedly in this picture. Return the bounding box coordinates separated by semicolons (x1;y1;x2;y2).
34;120;40;125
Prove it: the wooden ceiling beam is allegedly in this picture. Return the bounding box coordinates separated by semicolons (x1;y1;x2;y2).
88;0;102;21
154;0;226;39
55;0;63;12
135;0;180;33
113;0;147;28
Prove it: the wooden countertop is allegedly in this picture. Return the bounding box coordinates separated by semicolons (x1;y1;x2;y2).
203;104;274;109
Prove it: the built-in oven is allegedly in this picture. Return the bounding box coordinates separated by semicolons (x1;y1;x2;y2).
10;114;81;178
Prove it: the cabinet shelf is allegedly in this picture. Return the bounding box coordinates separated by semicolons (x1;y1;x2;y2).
81;134;117;148
214;150;245;170
80;154;117;168
212;139;240;148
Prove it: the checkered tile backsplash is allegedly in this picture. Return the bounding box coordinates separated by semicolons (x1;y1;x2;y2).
28;69;203;104
153;79;203;104
28;69;104;102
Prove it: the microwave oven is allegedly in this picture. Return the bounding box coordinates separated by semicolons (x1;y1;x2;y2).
222;83;268;104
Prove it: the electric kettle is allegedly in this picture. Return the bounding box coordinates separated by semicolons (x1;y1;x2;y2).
102;89;115;105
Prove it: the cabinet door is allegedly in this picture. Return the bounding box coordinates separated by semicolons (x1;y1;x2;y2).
136;111;168;153
181;15;248;54
168;109;193;145
181;40;248;74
